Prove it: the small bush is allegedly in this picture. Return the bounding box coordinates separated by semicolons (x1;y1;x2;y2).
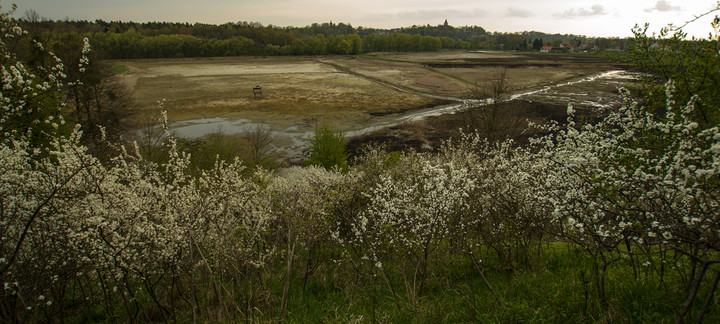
306;124;348;171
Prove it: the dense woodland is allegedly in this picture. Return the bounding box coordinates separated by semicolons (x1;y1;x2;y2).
2;3;720;323
18;13;631;58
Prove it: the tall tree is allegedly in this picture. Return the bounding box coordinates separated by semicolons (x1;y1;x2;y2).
347;34;362;54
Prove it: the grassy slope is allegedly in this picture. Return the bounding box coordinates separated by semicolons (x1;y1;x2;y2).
273;243;705;323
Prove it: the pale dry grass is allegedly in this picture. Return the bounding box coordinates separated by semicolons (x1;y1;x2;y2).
118;53;615;135
121;58;435;125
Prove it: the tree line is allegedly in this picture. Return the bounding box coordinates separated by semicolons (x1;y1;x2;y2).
18;15;631;59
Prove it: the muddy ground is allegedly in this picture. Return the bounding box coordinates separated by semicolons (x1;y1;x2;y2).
346;99;573;156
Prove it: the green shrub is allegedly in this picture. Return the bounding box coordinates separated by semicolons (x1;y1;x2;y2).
306;124;348;171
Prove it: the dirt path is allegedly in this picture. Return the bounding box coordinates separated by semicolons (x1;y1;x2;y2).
316;59;465;102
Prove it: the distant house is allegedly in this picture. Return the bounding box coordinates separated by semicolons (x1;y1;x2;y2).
560;43;574;52
541;46;570;53
578;44;598;52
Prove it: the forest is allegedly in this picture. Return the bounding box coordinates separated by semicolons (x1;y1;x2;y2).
19;12;630;58
1;2;720;323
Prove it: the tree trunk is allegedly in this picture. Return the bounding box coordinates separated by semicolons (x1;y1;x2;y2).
279;239;296;320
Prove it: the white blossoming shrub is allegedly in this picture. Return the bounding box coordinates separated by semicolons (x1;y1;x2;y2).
0;10;91;319
0;130;106;315
104;142;272;313
534;85;720;302
0;6;87;148
268;165;354;246
335;147;477;297
265;165;359;316
1;13;274;319
539;87;719;249
0;131;274;320
446;133;556;271
266;165;357;280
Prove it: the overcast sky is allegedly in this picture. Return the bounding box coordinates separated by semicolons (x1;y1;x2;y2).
11;0;718;38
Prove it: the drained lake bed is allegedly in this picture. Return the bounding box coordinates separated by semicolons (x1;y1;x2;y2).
119;52;633;158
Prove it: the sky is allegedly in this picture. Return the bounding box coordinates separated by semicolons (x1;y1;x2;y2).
10;0;719;38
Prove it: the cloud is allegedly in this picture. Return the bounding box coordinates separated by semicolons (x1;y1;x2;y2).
505;7;533;18
644;1;681;12
554;4;608;19
398;8;488;20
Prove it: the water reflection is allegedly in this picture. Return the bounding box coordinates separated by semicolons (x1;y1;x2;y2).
169;117;254;138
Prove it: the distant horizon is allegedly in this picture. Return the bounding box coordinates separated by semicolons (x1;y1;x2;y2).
10;0;718;39
20;17;638;40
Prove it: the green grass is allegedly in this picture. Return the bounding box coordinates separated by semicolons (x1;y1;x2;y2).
57;242;718;323
270;243;718;323
109;63;130;74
